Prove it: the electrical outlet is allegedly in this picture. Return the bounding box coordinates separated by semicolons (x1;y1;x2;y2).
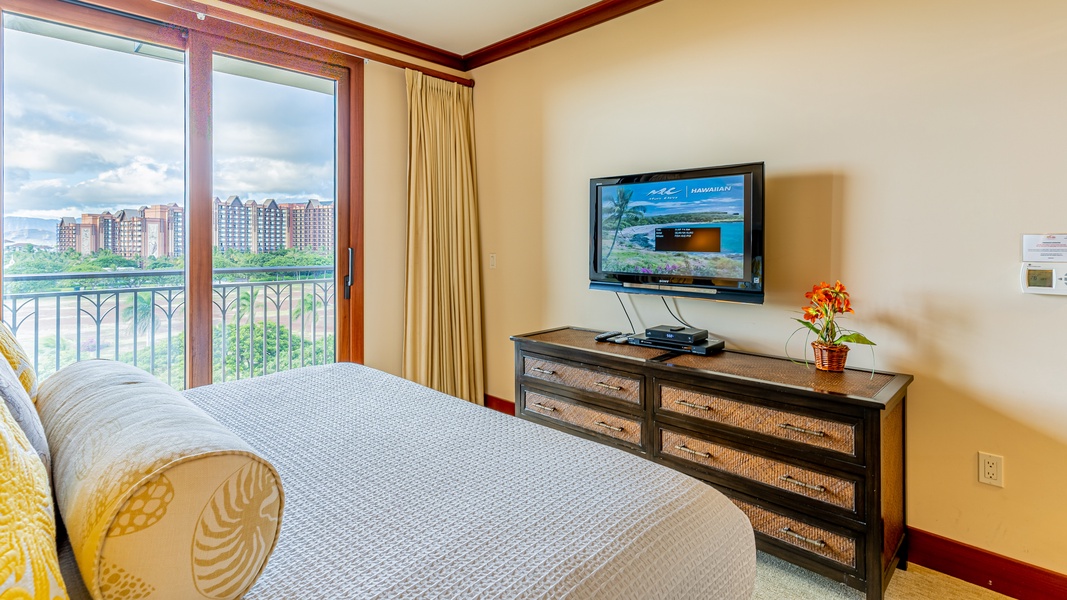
978;452;1004;487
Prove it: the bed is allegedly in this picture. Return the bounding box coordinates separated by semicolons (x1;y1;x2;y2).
51;363;755;599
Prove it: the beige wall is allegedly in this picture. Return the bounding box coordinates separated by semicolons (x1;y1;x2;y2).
472;0;1067;572
362;61;408;376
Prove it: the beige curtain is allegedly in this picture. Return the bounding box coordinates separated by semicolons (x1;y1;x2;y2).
403;70;485;405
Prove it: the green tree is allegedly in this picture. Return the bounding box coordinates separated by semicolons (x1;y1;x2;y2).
213;321;333;381
120;292;158;336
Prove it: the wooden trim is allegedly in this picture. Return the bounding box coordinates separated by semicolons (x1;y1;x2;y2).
463;0;665;70
485;394;515;416
215;0;464;71
0;0;187;48
7;0;663;80
147;0;474;85
340;57;363;365
6;0;472;86
185;31;213;388
908;527;1067;599
212;0;666;73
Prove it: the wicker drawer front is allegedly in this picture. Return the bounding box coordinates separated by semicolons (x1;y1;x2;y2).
523;356;641;405
660;429;857;514
659;385;856;457
731;497;858;569
525;391;643;447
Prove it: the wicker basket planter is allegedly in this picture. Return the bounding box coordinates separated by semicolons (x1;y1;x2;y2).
812;342;849;372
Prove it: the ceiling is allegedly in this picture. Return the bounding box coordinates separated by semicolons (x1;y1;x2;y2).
294;0;601;56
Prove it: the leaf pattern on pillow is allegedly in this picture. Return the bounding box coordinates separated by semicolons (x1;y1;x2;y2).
0;322;37;402
0;358;49;475
0;399;67;599
192;461;281;599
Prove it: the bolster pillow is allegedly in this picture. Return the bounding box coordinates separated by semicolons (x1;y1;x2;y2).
37;360;284;600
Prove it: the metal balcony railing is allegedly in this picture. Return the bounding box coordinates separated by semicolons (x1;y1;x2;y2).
2;266;335;389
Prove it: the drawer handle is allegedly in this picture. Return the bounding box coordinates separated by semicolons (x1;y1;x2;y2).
530;402;557;413
595;382;623;391
779;474;827;493
779;423;826;437
780;527;827;548
676;400;712;411
530;367;556;375
674;444;712;459
595;421;624;432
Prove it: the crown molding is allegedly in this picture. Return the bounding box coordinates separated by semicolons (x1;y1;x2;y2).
215;0;465;71
214;0;665;74
463;0;663;70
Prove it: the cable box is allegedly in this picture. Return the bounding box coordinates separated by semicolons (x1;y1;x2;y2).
645;325;708;344
627;333;724;355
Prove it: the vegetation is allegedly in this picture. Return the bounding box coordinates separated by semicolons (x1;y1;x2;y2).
2;246;331;293
636;211;742;225
214;321;334;381
212;247;330;269
601;247;743;279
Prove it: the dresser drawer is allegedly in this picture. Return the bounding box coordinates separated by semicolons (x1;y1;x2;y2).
730;496;860;571
659;428;859;516
658;384;857;458
523;355;641;405
524;390;643;448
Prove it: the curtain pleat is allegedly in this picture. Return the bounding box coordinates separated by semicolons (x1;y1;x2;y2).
403;70;484;405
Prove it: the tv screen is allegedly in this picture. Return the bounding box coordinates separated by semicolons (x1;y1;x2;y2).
589;162;764;303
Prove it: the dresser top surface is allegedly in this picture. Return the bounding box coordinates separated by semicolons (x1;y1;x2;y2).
512;327;912;408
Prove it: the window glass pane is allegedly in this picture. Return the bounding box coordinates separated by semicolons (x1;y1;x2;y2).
210;54;336;381
1;14;186;387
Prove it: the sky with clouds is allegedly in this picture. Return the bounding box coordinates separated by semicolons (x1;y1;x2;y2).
2;22;335;220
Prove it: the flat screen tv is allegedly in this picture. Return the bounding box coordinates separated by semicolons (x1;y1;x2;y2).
589;162;764;303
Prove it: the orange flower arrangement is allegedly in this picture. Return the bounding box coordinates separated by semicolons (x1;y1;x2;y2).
794;280;875;348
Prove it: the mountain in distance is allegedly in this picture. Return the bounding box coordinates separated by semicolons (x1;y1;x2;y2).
3;216;58;247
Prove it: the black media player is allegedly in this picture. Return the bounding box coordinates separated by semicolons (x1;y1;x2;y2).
645;325;709;344
627;333;724;355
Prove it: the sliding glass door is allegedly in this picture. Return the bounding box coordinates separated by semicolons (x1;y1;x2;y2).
0;0;362;388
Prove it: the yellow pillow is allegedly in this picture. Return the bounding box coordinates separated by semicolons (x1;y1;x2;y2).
37;360;283;600
0;321;38;403
0;394;68;598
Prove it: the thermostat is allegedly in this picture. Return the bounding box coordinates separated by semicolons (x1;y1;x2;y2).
1020;263;1067;295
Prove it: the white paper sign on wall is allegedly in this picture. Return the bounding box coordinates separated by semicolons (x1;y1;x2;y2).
1023;234;1067;262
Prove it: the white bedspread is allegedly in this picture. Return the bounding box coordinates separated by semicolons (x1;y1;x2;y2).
60;363;754;599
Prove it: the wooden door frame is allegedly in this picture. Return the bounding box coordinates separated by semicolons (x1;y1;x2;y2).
189;31;365;383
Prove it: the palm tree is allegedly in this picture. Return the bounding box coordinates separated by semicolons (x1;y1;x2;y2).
121;292;158;337
290;293;321;322
237;288;259;326
604;187;645;260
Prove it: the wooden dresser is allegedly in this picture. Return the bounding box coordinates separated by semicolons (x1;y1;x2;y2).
511;327;912;600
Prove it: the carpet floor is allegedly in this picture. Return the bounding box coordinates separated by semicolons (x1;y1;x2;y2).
754;552;1011;599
